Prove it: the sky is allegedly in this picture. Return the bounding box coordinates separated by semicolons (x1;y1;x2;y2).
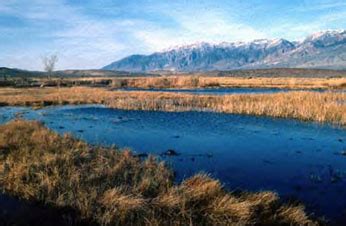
0;0;346;70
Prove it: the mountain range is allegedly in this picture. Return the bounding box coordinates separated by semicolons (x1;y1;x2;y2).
103;30;346;72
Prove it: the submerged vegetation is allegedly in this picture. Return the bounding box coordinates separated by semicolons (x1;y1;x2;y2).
0;120;320;225
0;87;345;125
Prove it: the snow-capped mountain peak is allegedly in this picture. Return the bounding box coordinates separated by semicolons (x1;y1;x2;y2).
304;30;346;44
307;29;346;41
161;42;213;53
103;30;346;72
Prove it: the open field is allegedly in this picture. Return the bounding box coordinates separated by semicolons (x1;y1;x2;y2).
0;120;320;225
1;68;346;90
0;87;345;125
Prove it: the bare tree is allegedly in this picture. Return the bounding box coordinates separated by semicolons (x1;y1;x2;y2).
42;54;58;80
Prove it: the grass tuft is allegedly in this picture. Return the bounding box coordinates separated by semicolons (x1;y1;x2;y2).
0;87;345;125
0;120;321;225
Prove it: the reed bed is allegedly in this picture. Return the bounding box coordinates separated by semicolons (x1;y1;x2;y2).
0;120;320;225
29;76;346;90
76;76;346;89
0;87;345;126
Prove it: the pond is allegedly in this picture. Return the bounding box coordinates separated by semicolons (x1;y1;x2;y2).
112;87;330;95
0;105;345;223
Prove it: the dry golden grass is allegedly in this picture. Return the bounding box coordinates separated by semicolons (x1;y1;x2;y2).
0;87;345;125
0;120;320;225
30;75;346;90
69;76;346;89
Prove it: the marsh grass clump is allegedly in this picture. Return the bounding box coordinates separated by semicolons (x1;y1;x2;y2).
69;76;346;90
0;87;345;125
0;120;173;224
0;120;321;225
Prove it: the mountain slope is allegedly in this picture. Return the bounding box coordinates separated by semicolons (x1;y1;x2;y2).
0;67;45;78
103;30;346;72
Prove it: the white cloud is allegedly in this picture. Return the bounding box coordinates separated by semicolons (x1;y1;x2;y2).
1;0;345;70
269;9;346;41
176;12;267;43
130;7;267;52
0;0;132;69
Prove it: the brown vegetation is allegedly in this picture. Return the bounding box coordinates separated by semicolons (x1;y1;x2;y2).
0;87;345;125
69;76;346;90
0;120;320;225
2;72;346;89
207;68;346;78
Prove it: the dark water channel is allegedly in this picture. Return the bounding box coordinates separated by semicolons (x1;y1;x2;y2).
0;105;345;223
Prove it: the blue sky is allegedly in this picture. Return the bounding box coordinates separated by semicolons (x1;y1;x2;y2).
1;0;346;70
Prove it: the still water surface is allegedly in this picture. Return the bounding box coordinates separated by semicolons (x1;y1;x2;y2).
113;87;328;95
0;105;345;222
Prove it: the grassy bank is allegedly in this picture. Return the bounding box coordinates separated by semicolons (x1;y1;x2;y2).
2;74;345;90
46;76;346;90
0;120;320;225
0;87;345;126
109;76;346;89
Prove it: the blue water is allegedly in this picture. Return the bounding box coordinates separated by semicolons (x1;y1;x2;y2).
0;105;346;223
113;87;329;95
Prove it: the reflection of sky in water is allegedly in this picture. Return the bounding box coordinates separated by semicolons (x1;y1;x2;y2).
1;105;346;222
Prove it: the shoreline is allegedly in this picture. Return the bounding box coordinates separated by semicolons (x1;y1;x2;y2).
0;120;322;225
0;87;345;126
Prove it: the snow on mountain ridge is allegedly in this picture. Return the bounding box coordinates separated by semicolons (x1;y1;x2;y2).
307;29;346;41
160;38;293;53
103;30;346;71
